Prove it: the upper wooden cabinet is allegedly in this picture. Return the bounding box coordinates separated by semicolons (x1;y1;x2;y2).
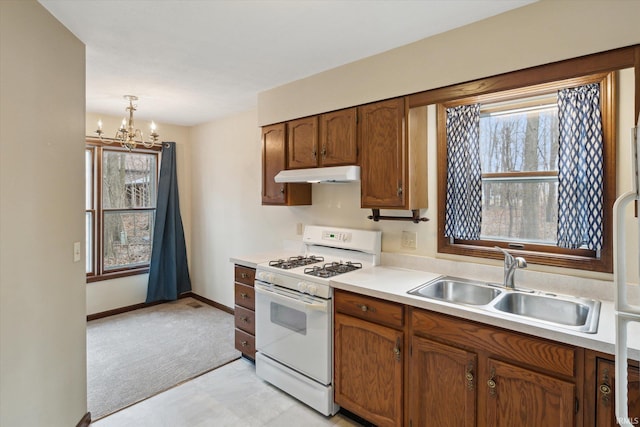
261;123;311;206
287;116;318;169
287;109;358;169
319;107;358;167
359;98;426;209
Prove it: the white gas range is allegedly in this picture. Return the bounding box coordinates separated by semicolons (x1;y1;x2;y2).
254;225;381;416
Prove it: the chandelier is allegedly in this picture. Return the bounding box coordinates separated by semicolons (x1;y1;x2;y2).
95;95;160;150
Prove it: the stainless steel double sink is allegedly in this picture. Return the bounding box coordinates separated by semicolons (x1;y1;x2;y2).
408;276;601;333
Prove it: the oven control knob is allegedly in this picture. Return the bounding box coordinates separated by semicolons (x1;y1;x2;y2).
307;284;318;295
297;282;308;293
257;271;273;282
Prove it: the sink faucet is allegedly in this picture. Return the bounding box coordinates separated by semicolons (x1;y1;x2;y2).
495;247;527;289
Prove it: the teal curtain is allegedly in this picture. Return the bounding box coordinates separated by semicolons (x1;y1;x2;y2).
146;142;191;302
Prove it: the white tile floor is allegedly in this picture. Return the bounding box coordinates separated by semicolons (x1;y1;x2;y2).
92;358;362;426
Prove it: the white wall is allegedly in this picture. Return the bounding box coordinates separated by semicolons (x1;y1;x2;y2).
0;1;87;425
191;1;640;309
84;113;191;315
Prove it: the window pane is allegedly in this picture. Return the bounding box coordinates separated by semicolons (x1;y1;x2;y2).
86;211;93;274
479;103;559;173
86;149;93;210
481;180;558;243
103;211;154;270
102;151;157;209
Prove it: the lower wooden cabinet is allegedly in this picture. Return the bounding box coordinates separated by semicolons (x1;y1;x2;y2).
409;335;477;427
334;290;404;427
409;307;580;427
585;350;640;427
233;265;256;359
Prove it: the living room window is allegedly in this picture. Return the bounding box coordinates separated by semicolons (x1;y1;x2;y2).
86;139;160;282
437;71;616;273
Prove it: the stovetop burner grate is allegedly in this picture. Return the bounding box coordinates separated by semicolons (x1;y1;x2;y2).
268;255;324;270
304;261;363;278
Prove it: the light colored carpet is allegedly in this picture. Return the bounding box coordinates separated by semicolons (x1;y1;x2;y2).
87;297;240;420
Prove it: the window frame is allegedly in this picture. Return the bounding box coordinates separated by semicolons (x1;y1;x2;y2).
86;137;161;282
435;71;616;273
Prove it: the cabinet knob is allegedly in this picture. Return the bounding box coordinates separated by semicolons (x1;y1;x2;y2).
321;146;327;158
466;363;475;390
487;367;497;397
393;338;401;362
279;186;285;194
312;149;317;159
240;340;248;347
600;368;612;405
241;273;249;279
240;292;248;299
240;316;249;323
357;303;376;313
397;186;403;197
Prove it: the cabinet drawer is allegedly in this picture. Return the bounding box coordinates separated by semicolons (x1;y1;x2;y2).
335;289;404;329
234;283;255;310
234;265;255;286
234;305;255;335
411;308;576;377
235;328;255;359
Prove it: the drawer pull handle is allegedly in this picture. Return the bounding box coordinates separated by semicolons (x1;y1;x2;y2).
393;338;401;362
357;304;376;313
240;316;249;323
241;273;249;279
240;340;248;347
240;292;249;299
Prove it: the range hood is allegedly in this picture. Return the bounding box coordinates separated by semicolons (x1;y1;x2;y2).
274;165;360;183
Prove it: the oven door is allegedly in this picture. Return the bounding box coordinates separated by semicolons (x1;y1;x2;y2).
255;281;332;385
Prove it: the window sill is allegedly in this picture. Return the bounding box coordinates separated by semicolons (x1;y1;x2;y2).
87;267;150;283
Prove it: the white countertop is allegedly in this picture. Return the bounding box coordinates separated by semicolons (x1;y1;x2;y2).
330;266;640;359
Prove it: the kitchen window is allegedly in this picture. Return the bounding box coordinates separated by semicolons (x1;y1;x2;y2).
437;72;616;272
86;139;160;282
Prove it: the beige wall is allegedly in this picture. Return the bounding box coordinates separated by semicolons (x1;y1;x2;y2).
84;113;191;315
191;0;640;309
0;1;87;425
258;0;640;125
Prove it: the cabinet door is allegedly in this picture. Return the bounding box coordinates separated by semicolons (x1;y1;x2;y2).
262;124;287;204
359;98;405;208
287;116;318;169
485;358;575;427
334;313;403;427
593;358;640;427
319;108;357;166
262;124;311;205
409;335;477;427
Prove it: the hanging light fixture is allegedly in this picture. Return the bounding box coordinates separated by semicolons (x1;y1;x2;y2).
95;95;159;150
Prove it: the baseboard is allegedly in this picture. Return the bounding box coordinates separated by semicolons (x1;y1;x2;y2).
76;412;91;427
87;292;234;321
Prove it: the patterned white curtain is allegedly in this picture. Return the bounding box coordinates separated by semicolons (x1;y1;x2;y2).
444;104;482;240
557;83;603;251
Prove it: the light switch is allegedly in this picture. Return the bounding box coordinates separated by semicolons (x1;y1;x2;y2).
73;242;81;262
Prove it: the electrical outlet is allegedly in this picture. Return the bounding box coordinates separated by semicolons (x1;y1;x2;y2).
401;231;417;249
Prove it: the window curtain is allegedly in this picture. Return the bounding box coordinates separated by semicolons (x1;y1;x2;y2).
557;83;604;251
146;142;192;303
444;104;482;240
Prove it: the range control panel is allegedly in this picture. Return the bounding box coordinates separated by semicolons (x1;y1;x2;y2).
322;231;351;243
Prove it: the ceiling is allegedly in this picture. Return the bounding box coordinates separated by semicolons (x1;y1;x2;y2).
39;0;535;127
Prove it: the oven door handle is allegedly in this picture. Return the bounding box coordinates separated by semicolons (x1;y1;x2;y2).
255;284;329;313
